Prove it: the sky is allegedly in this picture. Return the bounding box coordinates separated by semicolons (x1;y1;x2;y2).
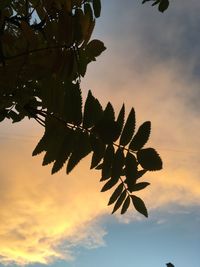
0;0;200;267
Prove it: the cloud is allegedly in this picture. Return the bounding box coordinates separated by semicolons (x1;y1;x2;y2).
0;136;109;265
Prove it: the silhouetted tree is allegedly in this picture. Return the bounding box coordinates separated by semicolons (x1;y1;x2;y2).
0;0;170;215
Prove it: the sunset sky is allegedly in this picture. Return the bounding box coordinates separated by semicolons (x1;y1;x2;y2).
0;1;200;267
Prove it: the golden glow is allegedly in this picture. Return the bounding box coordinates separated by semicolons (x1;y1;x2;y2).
1;35;200;266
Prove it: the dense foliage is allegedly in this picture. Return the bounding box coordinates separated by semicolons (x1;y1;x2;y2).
0;0;170;216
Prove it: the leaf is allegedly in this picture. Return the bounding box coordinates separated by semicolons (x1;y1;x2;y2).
52;128;74;174
131;195;148;217
137;148;163;171
121;196;130;214
42;125;67;166
83;90;103;128
101;144;114;181
131;182;150;192
158;0;169;12
101;177;119;192
67;131;92;174
108;183;124;205
90;134;106;169
103;102;115;121
63;82;82;125
120;108;136;146
115;104;125;140
86;39;106;60
92;0;101;18
32;116;57;157
129;121;151;151
111;190;127;214
124;152;138;188
111;148;124;180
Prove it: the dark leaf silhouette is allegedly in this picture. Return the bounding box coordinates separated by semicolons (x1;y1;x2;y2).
121;196;131;214
108;183;124;205
130;182;150;192
101;145;115;181
112;190;127;214
137;148;163;171
131;195;148;217
129;121;151;151
120;108;136;146
116;104;125;139
67;131;92;174
101;176;119;192
92;0;101;18
83;90;103;128
111;148;125;180
90;135;106;169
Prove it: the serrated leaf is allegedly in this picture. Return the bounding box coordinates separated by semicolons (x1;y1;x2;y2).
108;183;124;205
121;196;131;214
32;133;47;156
120;108;136;146
90;134;106;169
124;152;138;188
67;131;92;173
101;144;114;180
83;90;103;128
63;82;82;125
32;116;57;157
137;148;163;171
129;121;151;151
111;190;127;214
52;128;74;174
103;102;115;121
101;177;119;192
111;148;124;180
92;0;101;18
131;182;150;192
115;104;125;140
42;125;67;166
131;195;148;217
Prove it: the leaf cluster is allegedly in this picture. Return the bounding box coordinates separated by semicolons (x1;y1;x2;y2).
33;88;163;216
0;0;163;217
142;0;169;12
